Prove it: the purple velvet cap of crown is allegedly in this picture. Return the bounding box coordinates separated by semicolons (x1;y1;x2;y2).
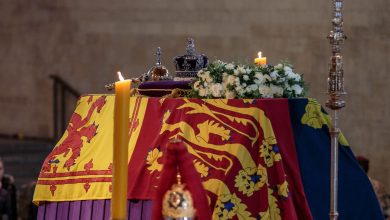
138;80;192;97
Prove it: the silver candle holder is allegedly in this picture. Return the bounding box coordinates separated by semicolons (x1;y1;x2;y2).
326;0;347;219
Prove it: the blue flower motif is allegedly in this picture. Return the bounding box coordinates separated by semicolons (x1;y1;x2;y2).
224;201;235;211
250;174;261;183
272;145;280;153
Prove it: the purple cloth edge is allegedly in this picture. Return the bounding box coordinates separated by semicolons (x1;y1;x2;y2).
38;200;153;220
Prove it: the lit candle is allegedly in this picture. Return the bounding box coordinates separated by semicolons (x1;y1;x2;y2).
254;51;267;66
112;71;131;220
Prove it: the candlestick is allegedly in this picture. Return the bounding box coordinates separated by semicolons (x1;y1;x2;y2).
112;71;131;220
254;51;267;66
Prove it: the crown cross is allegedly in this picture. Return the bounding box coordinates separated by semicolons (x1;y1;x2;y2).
155;47;162;65
186;38;196;55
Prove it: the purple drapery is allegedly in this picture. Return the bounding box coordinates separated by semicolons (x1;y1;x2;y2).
37;200;152;220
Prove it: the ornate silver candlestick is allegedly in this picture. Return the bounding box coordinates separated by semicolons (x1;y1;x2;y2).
326;0;347;219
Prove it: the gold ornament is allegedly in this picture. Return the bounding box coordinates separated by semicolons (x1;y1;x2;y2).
144;47;171;81
162;173;196;220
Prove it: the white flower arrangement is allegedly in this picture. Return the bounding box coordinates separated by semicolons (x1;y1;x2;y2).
189;60;307;99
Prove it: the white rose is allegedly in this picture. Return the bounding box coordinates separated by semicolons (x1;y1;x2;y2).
249;84;258;91
246;85;256;93
264;75;272;82
245;68;251;74
270;85;283;97
211;83;223;97
270;71;278;79
259;85;272;98
243;75;249;81
199;88;206;97
235;77;241;86
286;70;301;81
275;64;283;70
286;70;296;79
235;85;245;96
294;74;301;81
238;89;245;96
222;75;228;85
284;66;293;73
233;69;239;75
203;71;213;83
226;63;235;70
242;83;247;87
193;81;200;91
227;75;236;85
238;66;246;74
235;85;243;92
291;84;303;95
225;91;236;99
254;73;265;84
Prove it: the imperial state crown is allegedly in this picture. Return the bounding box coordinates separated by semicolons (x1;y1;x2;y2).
173;38;208;79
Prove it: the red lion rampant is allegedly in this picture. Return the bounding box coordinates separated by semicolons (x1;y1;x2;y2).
42;96;107;172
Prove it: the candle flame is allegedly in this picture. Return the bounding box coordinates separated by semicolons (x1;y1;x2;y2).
258;52;262;58
117;71;125;81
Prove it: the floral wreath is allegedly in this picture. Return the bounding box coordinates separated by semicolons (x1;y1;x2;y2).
188;60;307;99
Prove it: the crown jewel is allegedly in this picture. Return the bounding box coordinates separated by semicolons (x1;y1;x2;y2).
174;38;208;79
143;47;171;81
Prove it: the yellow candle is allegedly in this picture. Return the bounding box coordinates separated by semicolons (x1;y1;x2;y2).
112;72;131;220
254;51;267;66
